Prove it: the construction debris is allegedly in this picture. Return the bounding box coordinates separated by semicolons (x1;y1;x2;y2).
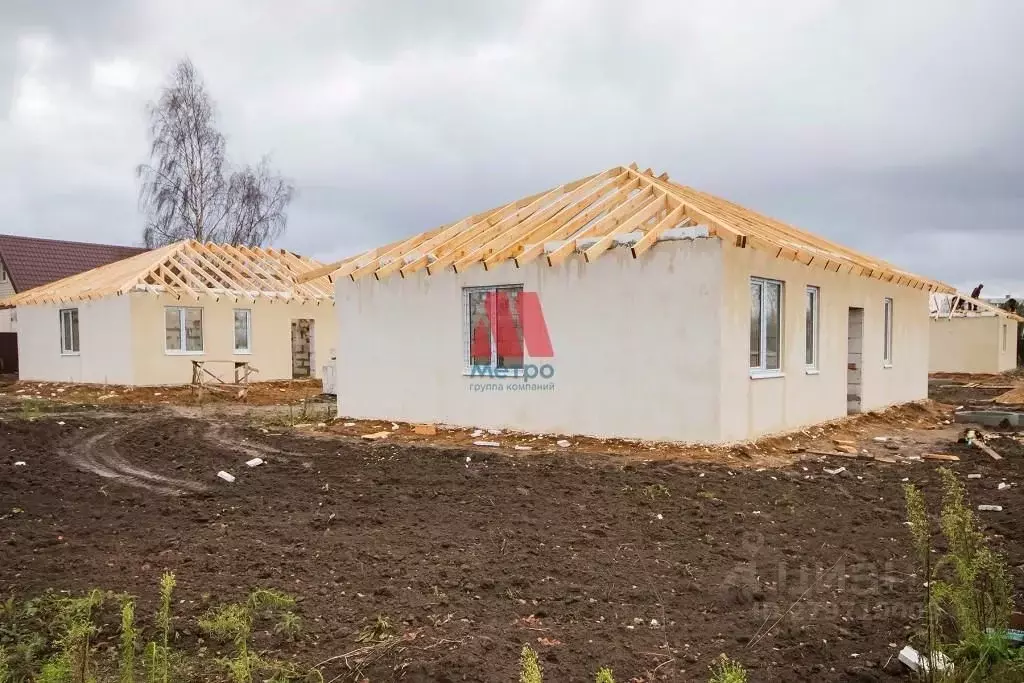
473;440;500;447
968;473;983;479
898;645;952;674
216;471;236;483
13;461;26;467
823;466;846;475
998;482;1010;490
973;440;1002;461
978;504;1003;512
361;431;391;441
245;457;264;468
556;440;571;448
923;453;960;462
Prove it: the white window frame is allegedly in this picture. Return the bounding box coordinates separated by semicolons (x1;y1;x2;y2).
59;308;79;355
462;284;525;376
165;306;204;355
233;308;252;354
750;277;784;377
883;297;894;367
805;285;820;373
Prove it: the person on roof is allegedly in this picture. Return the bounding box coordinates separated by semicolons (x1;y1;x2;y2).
969;283;984;311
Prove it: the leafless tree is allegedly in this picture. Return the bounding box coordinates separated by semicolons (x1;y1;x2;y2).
222;157;295;246
137;59;294;248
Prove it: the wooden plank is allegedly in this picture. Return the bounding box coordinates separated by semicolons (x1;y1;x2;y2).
630;204;687;259
547;185;655;267
428;185;566;275
922;453;961;462
583;193;667;263
974;441;1003;461
496;172;634;269
515;177;641;268
350;228;443;281
452;169;622;272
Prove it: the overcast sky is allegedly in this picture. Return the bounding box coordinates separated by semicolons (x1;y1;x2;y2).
1;0;1022;293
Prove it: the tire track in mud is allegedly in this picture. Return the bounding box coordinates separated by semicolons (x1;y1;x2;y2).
59;417;209;496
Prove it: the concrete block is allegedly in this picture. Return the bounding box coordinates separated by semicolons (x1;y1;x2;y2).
954;410;1024;427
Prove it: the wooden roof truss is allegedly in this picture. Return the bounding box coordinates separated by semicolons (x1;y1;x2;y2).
931;292;1024;323
0;240;334;308
299;163;953;293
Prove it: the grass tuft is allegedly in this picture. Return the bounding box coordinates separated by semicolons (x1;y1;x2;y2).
708;654;747;683
519;645;542;683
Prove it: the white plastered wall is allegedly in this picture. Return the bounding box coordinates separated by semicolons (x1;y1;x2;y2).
16;297;134;383
718;246;931;442
129;293;336;385
929;316;1018;374
0;266;16;333
335;240;725;441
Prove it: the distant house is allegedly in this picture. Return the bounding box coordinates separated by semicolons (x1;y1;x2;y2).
0;241;335;385
306;163;954;443
0;234;146;333
0;234;146;372
929;292;1022;374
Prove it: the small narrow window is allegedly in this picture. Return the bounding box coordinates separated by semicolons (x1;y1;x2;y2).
0;264;6;282
1002;323;1008;352
750;277;783;373
59;308;79;354
234;309;252;353
805;286;819;369
465;285;524;370
165;306;204;353
883;297;894;365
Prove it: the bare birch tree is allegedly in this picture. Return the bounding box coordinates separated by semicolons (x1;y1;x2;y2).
137;59;294;248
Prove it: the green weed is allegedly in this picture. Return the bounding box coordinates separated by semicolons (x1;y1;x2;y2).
119;598;136;683
708;654;748;683
198;588;300;683
904;468;1023;681
145;572;175;683
519;645;542;683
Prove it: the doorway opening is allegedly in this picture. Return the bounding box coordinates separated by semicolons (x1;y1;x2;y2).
291;319;314;379
847;307;864;414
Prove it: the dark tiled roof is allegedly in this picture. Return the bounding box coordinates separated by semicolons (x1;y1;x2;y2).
0;234;148;293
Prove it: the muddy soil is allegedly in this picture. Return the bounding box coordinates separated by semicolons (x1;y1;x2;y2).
928;383;1009;407
1;408;1022;682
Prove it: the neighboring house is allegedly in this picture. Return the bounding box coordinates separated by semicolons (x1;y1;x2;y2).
929;292;1022;374
0;241;335;385
0;234;146;334
305;164;953;443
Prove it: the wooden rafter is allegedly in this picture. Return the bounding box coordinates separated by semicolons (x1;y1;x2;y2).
296;163;954;293
0;240;336;308
547;184;656;267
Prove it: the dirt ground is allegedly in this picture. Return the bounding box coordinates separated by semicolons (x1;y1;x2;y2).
0;377;328;407
0;382;1022;682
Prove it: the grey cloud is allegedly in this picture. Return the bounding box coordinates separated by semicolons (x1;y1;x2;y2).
1;0;1023;293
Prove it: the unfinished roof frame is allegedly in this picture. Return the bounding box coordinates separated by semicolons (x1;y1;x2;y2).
0;240;335;308
931;292;1024;323
300;163;953;293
